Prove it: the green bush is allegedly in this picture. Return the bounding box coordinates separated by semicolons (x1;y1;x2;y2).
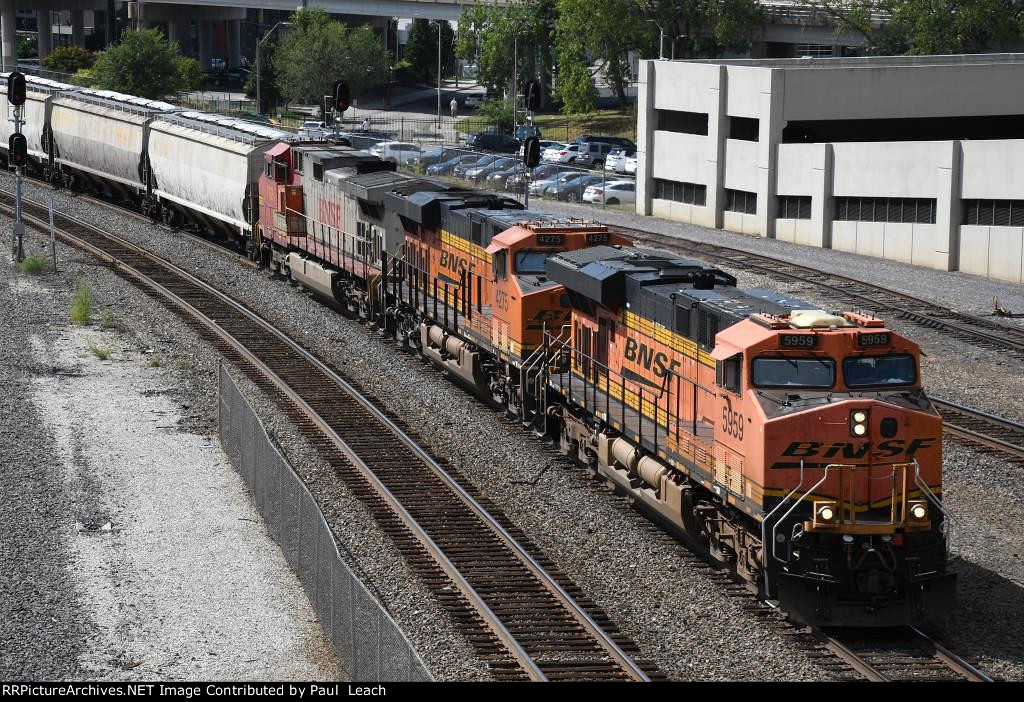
86;339;112;360
19;255;47;274
69;282;92;325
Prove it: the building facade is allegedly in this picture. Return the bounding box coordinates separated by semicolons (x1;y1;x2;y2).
636;54;1024;283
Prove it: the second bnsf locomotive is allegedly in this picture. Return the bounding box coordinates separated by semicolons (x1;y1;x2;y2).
260;141;955;626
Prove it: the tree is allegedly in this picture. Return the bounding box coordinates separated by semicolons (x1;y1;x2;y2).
17;34;37;59
244;37;281;112
43;46;95;75
557;0;645;108
795;0;1023;54
644;0;763;59
457;2;557;108
91;29;198;99
274;9;388;111
404;18;455;83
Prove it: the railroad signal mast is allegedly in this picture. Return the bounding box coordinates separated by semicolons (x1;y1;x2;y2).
8;71;26;262
522;80;541;208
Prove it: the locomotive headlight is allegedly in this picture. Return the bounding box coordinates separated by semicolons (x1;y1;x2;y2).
908;501;928;521
850;409;869;437
814;501;838;525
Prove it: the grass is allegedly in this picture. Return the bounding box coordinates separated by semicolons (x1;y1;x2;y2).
69;282;93;325
459;107;637;143
19;255;48;274
175;358;192;369
100;310;114;329
148;358;161;368
85;339;112;361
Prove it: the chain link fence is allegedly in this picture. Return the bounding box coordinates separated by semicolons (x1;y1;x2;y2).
218;362;432;682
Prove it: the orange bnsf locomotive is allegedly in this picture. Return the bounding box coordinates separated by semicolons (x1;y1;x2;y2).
258;141;953;626
542;246;954;626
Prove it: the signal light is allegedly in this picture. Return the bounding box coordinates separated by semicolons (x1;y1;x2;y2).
524;80;541;112
523;136;540;168
850;409;868;437
334;80;350;113
9;133;27;168
7;71;26;106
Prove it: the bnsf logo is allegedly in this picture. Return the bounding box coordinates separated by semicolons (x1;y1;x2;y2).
318;198;342;229
623;337;680;378
438;250;472;275
780;438;937;460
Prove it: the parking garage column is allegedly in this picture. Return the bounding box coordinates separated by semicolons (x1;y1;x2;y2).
38;10;53;59
636;60;656;215
71;9;86;48
754;69;785;238
1;1;15;71
198;20;212;70
227;19;240;68
706;65;728;229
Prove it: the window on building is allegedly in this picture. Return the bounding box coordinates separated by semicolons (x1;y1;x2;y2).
654;179;707;206
729;117;759;141
795;44;834;57
656;109;708;136
963;199;1024;227
724;189;757;215
834;197;936;224
777;195;812;219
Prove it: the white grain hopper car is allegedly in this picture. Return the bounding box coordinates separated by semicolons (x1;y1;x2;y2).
1;73;293;250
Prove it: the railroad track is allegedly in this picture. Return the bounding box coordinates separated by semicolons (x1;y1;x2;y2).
620;226;1024;359
1;192;660;682
813;627;993;682
932;397;1024;465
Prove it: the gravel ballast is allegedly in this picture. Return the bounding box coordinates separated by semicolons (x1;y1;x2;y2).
1;216;339;680
5;175;1024;679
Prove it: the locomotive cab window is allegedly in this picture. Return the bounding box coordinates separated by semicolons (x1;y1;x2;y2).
514;250;553;275
843;354;916;387
752;357;835;388
717;354;743;394
493;250;507;279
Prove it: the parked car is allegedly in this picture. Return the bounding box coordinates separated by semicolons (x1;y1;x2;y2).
415;146;463;169
548;174;604;201
298;121;331;140
624;155;637;174
466;132;521;153
540;142;566;161
454;154;498;179
505;162;565;192
488;163;526;188
605;147;637;173
466;157;515;183
575;141;615;168
583;180;636;205
530;170;584;197
369;141;423;166
426;153;480;177
576;134;636;150
542;143;583;164
465;91;500;108
514;124;542;141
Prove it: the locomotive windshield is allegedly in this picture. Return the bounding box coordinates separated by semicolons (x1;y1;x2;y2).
752;357;835;388
515;250;557;274
843;354;917;387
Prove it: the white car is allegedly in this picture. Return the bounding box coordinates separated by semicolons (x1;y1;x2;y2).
369;141;423;166
583;180;636;205
624;155;637;174
605;148;636;173
542;143;582;164
297;121;331;140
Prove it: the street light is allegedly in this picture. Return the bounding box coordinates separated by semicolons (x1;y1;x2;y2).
436;19;444;128
256;21;291;115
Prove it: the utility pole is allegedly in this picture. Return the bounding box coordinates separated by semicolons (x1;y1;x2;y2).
436;19;442;129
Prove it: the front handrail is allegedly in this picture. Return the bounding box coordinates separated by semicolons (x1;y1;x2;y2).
913;459;954;554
